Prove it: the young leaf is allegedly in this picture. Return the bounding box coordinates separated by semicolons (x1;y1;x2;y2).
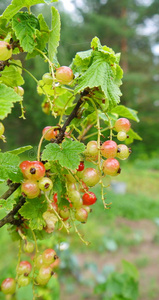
19;196;48;231
0;152;23;182
75;54;122;109
111;105;139;122
48;6;61;62
0;198;16;211
126;128;142;144
0;83;21;120
12;12;40;53
7;145;33;155
42;139;85;170
122;260;139;281
0;63;24;87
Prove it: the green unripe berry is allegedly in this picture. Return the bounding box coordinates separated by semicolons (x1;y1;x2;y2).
0;122;5;137
38;177;53;191
0;41;12;61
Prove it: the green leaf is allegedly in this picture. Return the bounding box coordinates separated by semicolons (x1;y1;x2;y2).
111;105;139;122
0;61;24;87
75;54;122;109
126;128;142;144
0;198;16;211
26;13;50;59
0;83;21;120
19;196;48;230
71;49;92;74
48;7;61;62
0;152;23;182
8;145;33;155
12;12;40;53
0;0;58;21
42;138;85;170
122;260;139;281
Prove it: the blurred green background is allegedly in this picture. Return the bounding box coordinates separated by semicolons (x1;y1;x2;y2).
0;0;159;299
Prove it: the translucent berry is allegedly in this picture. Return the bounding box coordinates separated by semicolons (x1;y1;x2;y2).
114;118;131;133
59;207;70;220
0;122;5;137
42;249;57;265
21;180;40;199
117;144;130;160
0;41;12;61
38;265;52;281
42;126;58;141
23;241;34;253
1;278;16;295
117;131;127;141
43;211;58;233
82;168;100;187
101;140;117;158
38;177;53;192
42;73;53;85
14;86;24;96
19;160;45;180
35;254;44;269
75;208;88;223
103;158;120;176
56;66;74;84
17;275;30;287
86;141;98;157
17;261;32;275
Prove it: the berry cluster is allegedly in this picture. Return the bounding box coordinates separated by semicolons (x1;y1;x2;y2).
0;243;59;295
20;160;54;199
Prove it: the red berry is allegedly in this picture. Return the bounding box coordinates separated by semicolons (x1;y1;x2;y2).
1;278;16;295
82;168;100;187
19;160;45;180
53;193;58;203
56;66;74;84
0;41;12;61
17;261;32;275
101;140;117;158
103;158;120;176
21;180;40;199
42;126;58;141
76;161;84;172
82;192;97;205
114;118;131;133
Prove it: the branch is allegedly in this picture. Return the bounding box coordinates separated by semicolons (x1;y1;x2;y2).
54;89;89;144
0;196;25;228
1;182;20;200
